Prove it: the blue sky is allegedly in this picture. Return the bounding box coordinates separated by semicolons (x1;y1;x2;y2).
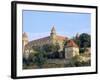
23;10;91;41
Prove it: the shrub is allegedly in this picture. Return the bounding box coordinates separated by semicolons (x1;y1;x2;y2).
65;55;91;67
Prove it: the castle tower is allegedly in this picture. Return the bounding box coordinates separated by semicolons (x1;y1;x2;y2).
22;32;28;53
50;26;56;44
50;26;56;39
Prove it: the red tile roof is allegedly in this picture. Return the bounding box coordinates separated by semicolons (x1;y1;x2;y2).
26;35;68;49
56;35;68;41
65;40;78;48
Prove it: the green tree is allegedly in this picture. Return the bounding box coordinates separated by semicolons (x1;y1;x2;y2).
42;44;52;53
65;55;90;67
79;33;91;48
72;33;91;53
73;36;80;47
72;33;91;48
26;45;47;68
42;43;60;53
33;50;47;68
52;42;60;52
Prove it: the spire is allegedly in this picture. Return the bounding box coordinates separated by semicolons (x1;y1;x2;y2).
50;25;56;41
51;25;56;34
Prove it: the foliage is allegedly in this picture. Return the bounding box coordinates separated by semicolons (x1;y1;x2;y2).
63;39;68;48
73;33;91;48
79;48;85;53
32;50;47;68
42;43;60;53
65;55;91;67
26;42;61;67
23;57;30;66
25;45;48;68
28;52;36;63
79;33;91;48
73;37;80;47
42;43;60;58
42;44;52;52
72;33;91;54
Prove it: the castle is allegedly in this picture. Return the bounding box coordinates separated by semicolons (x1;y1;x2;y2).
23;26;79;59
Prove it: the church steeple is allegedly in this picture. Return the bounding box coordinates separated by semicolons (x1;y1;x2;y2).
50;25;56;42
51;26;56;34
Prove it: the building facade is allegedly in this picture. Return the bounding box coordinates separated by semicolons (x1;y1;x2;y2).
65;40;79;59
22;26;79;59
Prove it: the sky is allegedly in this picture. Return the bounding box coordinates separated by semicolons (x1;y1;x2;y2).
23;10;91;41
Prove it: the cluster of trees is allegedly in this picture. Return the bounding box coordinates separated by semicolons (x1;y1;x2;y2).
42;43;63;59
23;43;61;68
42;43;60;53
73;33;91;48
23;47;47;68
73;33;91;53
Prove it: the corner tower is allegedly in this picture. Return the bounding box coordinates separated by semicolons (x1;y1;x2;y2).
22;32;28;53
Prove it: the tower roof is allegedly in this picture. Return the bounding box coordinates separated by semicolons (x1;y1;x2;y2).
23;32;28;38
51;26;56;33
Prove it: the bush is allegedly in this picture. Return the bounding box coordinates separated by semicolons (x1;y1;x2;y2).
79;48;85;53
65;55;91;67
23;57;30;66
33;50;47;68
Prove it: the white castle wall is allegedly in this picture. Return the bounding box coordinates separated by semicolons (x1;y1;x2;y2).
65;47;79;59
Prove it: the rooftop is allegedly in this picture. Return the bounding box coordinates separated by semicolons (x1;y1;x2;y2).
65;40;78;48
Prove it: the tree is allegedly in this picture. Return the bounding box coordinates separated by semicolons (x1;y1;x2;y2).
25;45;48;68
72;36;80;47
79;33;91;48
55;42;60;51
42;44;52;53
72;33;91;48
52;42;60;52
33;50;47;68
42;43;60;53
72;33;91;53
42;43;61;59
65;55;90;67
